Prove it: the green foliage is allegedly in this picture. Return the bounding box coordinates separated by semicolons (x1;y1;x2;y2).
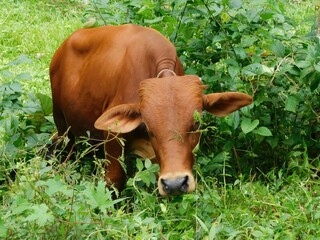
1;157;320;239
83;0;320;177
0;0;85;179
0;55;55;183
1;0;320;239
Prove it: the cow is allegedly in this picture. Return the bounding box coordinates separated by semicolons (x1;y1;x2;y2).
50;24;253;196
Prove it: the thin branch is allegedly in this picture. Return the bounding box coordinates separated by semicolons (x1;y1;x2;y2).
92;0;107;25
173;0;188;43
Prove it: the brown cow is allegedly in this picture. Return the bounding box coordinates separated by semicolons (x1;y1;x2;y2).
50;24;253;196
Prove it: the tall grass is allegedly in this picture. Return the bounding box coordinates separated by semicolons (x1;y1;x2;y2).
0;0;320;239
0;0;84;93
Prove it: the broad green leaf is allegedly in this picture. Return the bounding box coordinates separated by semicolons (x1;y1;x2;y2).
300;66;314;79
195;215;209;232
9;82;22;93
314;211;320;220
8;54;32;66
314;62;320;73
211;5;223;17
241;35;257;47
39;165;52;176
36;177;73;197
252;230;264;237
45;116;55;124
270;40;285;57
135;163;158;187
36;93;53;115
278;63;294;75
274;13;285;23
0;219;7;238
241;35;258;48
242;63;273;76
231;111;240;129
26;134;38;148
10;196;31;216
220;12;231;23
260;12;275;20
136;158;144;171
266;137;278;148
254;127;272;136
83;17;96;28
234;46;247;59
83;181;120;212
213;152;230;163
15;72;31;81
310;77;320;91
229;0;242;9
285;96;298;113
296;61;311;69
159;203;167;213
144;158;152;168
26;204;54;226
144;17;163;24
228;65;240;79
225;111;240;130
261;65;274;75
241;118;259;134
0;70;14;78
208;222;220;239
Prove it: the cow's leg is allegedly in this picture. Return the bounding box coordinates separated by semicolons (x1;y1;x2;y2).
104;138;126;192
48;107;75;161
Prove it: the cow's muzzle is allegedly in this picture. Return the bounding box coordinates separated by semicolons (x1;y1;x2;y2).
158;172;195;195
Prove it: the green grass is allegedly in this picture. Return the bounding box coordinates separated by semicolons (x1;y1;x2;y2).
0;0;84;94
1;0;320;239
1;156;320;239
286;0;317;35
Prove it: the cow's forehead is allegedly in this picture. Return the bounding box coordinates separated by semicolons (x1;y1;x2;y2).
139;75;204;127
139;75;204;105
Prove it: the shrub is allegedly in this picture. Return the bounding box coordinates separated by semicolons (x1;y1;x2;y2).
1;1;320;238
0;55;54;183
83;0;319;178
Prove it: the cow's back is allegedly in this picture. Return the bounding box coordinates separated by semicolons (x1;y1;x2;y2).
50;24;182;138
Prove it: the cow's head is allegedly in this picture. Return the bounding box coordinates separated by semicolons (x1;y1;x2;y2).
95;75;253;196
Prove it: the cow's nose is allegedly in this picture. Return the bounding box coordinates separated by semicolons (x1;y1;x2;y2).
160;175;189;195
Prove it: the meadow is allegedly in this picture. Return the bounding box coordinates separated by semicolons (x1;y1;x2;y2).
1;0;320;239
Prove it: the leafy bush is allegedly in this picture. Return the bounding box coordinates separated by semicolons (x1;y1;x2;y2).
0;55;54;183
84;0;320;178
1;0;320;239
1;154;319;239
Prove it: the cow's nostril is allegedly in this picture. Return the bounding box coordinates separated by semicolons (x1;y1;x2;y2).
161;175;189;195
180;175;188;192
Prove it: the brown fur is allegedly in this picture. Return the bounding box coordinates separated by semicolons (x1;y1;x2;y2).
50;24;253;195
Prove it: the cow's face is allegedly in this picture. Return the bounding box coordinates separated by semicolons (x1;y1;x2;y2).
95;75;253;196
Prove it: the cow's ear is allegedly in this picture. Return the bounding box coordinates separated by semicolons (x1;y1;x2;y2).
94;104;142;133
203;92;253;117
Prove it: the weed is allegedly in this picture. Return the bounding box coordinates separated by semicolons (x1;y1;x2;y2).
1;0;320;239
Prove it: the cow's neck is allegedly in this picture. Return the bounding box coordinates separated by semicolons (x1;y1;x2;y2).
155;57;178;78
